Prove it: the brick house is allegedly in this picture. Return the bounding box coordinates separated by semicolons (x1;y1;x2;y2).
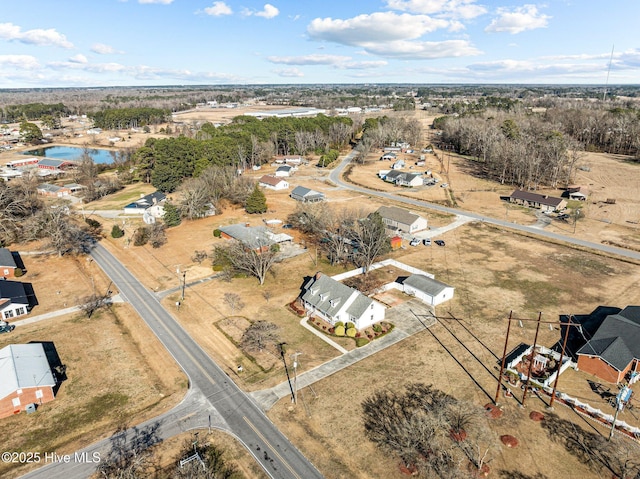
0;248;18;278
576;306;640;383
0;343;57;418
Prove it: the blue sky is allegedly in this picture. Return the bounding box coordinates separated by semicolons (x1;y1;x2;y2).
1;0;638;88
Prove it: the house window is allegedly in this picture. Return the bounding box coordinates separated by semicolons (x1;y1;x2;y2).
12;397;20;407
370;304;374;309
16;307;25;315
4;310;14;319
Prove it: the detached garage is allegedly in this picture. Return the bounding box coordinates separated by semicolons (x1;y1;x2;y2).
401;274;454;306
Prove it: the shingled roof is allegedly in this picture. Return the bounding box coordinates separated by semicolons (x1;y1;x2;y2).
509;190;564;208
577;306;640;371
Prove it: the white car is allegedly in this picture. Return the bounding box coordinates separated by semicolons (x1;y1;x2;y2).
409;238;420;246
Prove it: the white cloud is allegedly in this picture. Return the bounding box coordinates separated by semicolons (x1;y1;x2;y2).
273;68;304;77
340;60;388;70
385;0;487;19
0;22;73;48
243;4;279;19
91;43;123;55
256;4;279;19
268;54;388;70
0;55;40;69
69;54;88;64
485;5;550;34
308;12;449;45
267;54;352;66
363;39;481;59
204;1;232;16
138;0;174;4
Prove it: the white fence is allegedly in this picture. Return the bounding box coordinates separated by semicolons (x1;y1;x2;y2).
330;259;433;282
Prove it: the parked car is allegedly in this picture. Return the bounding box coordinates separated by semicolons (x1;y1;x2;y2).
434;240;446;246
0;320;15;333
409;238;420;246
423;238;431;246
282;224;293;229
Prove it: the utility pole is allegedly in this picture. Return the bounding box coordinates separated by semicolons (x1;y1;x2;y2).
291;352;302;404
494;311;513;405
181;270;186;301
279;343;295;403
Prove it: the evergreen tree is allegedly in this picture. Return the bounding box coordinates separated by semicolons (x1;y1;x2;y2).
19;121;43;144
245;184;267;214
163;201;181;227
110;225;125;238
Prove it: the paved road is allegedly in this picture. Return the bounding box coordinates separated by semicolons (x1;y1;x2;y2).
329;151;640;262
21;243;323;479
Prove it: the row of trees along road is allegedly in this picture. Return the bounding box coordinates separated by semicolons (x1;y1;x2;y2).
133;114;355;193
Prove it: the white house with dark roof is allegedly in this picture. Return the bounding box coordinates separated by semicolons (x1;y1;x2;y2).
400;274;454;306
0;343;57;418
259;175;289;191
383;170;423;187
0;280;30;320
376;206;428;234
123;191;166;216
290;186;325;203
299;272;385;330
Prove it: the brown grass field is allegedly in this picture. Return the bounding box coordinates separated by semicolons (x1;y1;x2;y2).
3;107;640;478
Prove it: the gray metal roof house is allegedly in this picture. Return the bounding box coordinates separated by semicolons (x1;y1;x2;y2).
0;343;57;418
290;186;325;203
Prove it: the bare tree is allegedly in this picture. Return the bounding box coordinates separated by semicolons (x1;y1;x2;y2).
348;212;390;273
214;239;280;285
147;223;167;248
240;320;281;354
223;292;245;315
191;250;208;264
363;383;491;479
78;293;111;318
97;423;161;479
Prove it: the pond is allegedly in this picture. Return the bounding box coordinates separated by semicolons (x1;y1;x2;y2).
23;146;119;164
